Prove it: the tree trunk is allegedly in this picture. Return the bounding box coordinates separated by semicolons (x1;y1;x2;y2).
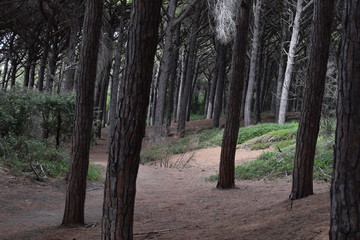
177;2;202;137
38;26;50;92
272;0;289;116
166;23;181;132
62;0;103;225
101;0;162;239
212;44;227;128
64;0;82;92
217;0;251;189
109;5;126;136
154;0;177;142
244;0;262;127
46;41;59;92
278;0;304;124
206;46;219;119
330;0;360;238
290;0;334;200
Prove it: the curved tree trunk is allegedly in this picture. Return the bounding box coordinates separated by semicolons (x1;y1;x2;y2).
217;0;251;189
330;0;360;238
101;0;162;239
62;0;103;225
290;0;334;200
277;0;304;124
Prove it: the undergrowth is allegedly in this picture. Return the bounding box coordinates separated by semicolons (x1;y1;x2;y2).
0;136;101;181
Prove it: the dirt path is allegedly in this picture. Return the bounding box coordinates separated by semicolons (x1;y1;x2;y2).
0;122;331;240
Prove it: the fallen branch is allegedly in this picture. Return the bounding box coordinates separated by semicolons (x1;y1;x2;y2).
134;226;187;236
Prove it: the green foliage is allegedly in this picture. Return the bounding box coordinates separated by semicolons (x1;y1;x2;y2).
237;122;298;144
0;136;69;177
0;91;33;136
0;136;102;181
234;135;334;181
0;91;75;140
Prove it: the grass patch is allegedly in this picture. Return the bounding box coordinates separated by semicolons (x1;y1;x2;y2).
234;135;334;181
0;136;101;181
237;122;297;144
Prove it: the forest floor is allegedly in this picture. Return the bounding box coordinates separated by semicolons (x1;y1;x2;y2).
0;118;331;240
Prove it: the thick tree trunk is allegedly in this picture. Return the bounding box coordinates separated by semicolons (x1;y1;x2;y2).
62;0;103;225
330;0;360;238
212;44;227;128
101;0;162;239
244;0;262;127
278;0;304;124
290;0;334;200
177;2;202;137
217;0;251;189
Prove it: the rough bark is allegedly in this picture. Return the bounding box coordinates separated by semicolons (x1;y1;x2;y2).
101;0;162;239
154;0;177;142
217;0;251;189
212;44;227;128
244;0;262;127
64;0;82;92
278;0;304;124
62;0;103;225
290;0;334;200
177;1;202;137
330;0;360;238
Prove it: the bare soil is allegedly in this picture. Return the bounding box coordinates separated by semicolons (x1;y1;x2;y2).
0;118;330;240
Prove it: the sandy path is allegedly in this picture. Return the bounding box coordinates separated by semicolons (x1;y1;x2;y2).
0;125;331;240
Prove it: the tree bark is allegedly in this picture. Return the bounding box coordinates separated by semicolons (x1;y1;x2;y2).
290;0;334;200
278;0;304;124
212;44;227;128
217;0;251;189
177;1;202;137
64;0;82;92
154;0;177;142
244;0;262;127
101;0;162;239
330;0;360;238
62;0;103;225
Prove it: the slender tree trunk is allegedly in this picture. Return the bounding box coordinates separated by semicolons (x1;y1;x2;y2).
330;0;360;238
244;0;262;127
290;0;334;200
206;46;220;119
62;0;103;225
46;41;59;92
273;0;289;116
101;0;162;238
109;6;126;136
10;62;18;89
212;44;227;128
23;48;32;88
64;0;82;92
38;26;50;92
2;53;9;90
278;0;304;124
166;23;181;132
29;60;36;89
177;2;202;137
217;0;251;189
154;0;177;141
